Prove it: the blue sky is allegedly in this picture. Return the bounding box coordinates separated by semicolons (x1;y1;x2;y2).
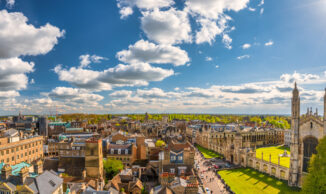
0;0;326;115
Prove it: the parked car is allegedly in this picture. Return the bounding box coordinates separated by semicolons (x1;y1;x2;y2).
213;164;219;169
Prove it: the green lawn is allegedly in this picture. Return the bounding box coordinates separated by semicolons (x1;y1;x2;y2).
218;168;300;194
195;144;223;159
256;145;290;168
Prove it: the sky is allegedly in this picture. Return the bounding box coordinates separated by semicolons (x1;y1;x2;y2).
1;0;326;115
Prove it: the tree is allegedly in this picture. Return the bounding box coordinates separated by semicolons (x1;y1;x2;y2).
103;159;124;180
155;140;166;147
302;136;326;193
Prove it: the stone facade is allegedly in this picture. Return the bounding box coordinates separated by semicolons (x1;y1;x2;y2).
0;136;43;165
288;84;326;187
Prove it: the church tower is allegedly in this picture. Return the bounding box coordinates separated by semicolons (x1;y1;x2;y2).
289;82;300;187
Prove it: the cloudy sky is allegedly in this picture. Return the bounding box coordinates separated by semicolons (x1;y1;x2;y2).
1;0;326;115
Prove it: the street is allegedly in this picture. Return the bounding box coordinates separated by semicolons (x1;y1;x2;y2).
195;150;229;194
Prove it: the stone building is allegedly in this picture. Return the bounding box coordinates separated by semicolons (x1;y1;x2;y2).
0;134;43;165
288;84;326;187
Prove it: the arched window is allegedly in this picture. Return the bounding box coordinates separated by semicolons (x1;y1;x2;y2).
303;137;318;172
310;122;313;129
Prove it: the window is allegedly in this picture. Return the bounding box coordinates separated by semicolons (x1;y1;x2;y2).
25;152;27;156
6;158;9;162
125;149;128;155
6;150;9;154
16;147;19;151
178;156;183;161
111;149;114;154
170;168;175;173
12;156;14;161
171;155;176;161
17;155;19;159
118;149;121;154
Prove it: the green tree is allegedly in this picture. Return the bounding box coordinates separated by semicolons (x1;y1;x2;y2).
302;136;326;193
103;159;124;180
155;140;166;147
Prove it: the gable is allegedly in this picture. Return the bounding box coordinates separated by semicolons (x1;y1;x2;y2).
300;117;324;140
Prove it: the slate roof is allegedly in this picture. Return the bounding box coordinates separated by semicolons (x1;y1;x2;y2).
35;170;63;194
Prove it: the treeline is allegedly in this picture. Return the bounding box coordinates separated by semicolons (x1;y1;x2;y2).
52;113;291;129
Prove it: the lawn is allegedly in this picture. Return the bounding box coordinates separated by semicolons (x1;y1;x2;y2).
195;144;223;159
256;145;290;168
218;168;300;194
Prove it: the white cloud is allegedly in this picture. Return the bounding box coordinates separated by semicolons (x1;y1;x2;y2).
265;40;274;46
109;90;133;98
103;71;326;113
174;87;180;91
79;54;107;68
248;7;256;11
54;63;174;91
30;79;35;84
258;0;264;6
48;87;104;104
141;8;192;45
0;58;34;91
0;10;64;59
222;34;232;49
116;40;189;66
260;8;264;15
195;17;228;44
185;0;250;20
119;7;133;19
116;0;174;18
6;0;15;8
205;56;213;61
237;55;250;60
215;65;220;69
242;43;251;49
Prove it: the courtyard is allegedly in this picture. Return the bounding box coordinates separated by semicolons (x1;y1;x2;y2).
256;145;290;168
218;168;300;194
195;144;223;159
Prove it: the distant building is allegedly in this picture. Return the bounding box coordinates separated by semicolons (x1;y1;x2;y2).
38;116;48;137
284;130;291;146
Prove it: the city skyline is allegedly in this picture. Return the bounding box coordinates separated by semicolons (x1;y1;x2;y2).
1;0;326;115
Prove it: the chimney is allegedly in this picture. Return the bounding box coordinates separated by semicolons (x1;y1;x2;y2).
19;166;29;184
34;160;43;174
1;164;12;180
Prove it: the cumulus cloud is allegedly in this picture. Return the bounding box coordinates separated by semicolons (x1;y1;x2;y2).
103;71;326;113
116;40;189;66
141;8;192;45
195;17;228;44
242;43;251;49
0;10;64;59
109;90;133;98
48;87;104;104
185;0;250;20
0;58;34;91
79;54;107;68
54;63;174;91
116;0;174;18
237;55;250;60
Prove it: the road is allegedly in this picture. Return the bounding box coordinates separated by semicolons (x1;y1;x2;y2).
195;151;229;194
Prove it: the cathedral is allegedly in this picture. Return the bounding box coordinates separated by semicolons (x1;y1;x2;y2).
288;83;326;187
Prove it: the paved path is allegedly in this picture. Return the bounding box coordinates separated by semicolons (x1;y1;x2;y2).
195;151;228;194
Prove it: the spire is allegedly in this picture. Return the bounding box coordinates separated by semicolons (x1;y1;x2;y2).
292;82;299;97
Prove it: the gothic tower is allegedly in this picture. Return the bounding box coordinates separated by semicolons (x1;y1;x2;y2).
288;83;300;187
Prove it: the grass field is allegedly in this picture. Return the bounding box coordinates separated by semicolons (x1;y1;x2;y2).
256;145;290;168
195;144;223;159
218;168;300;194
